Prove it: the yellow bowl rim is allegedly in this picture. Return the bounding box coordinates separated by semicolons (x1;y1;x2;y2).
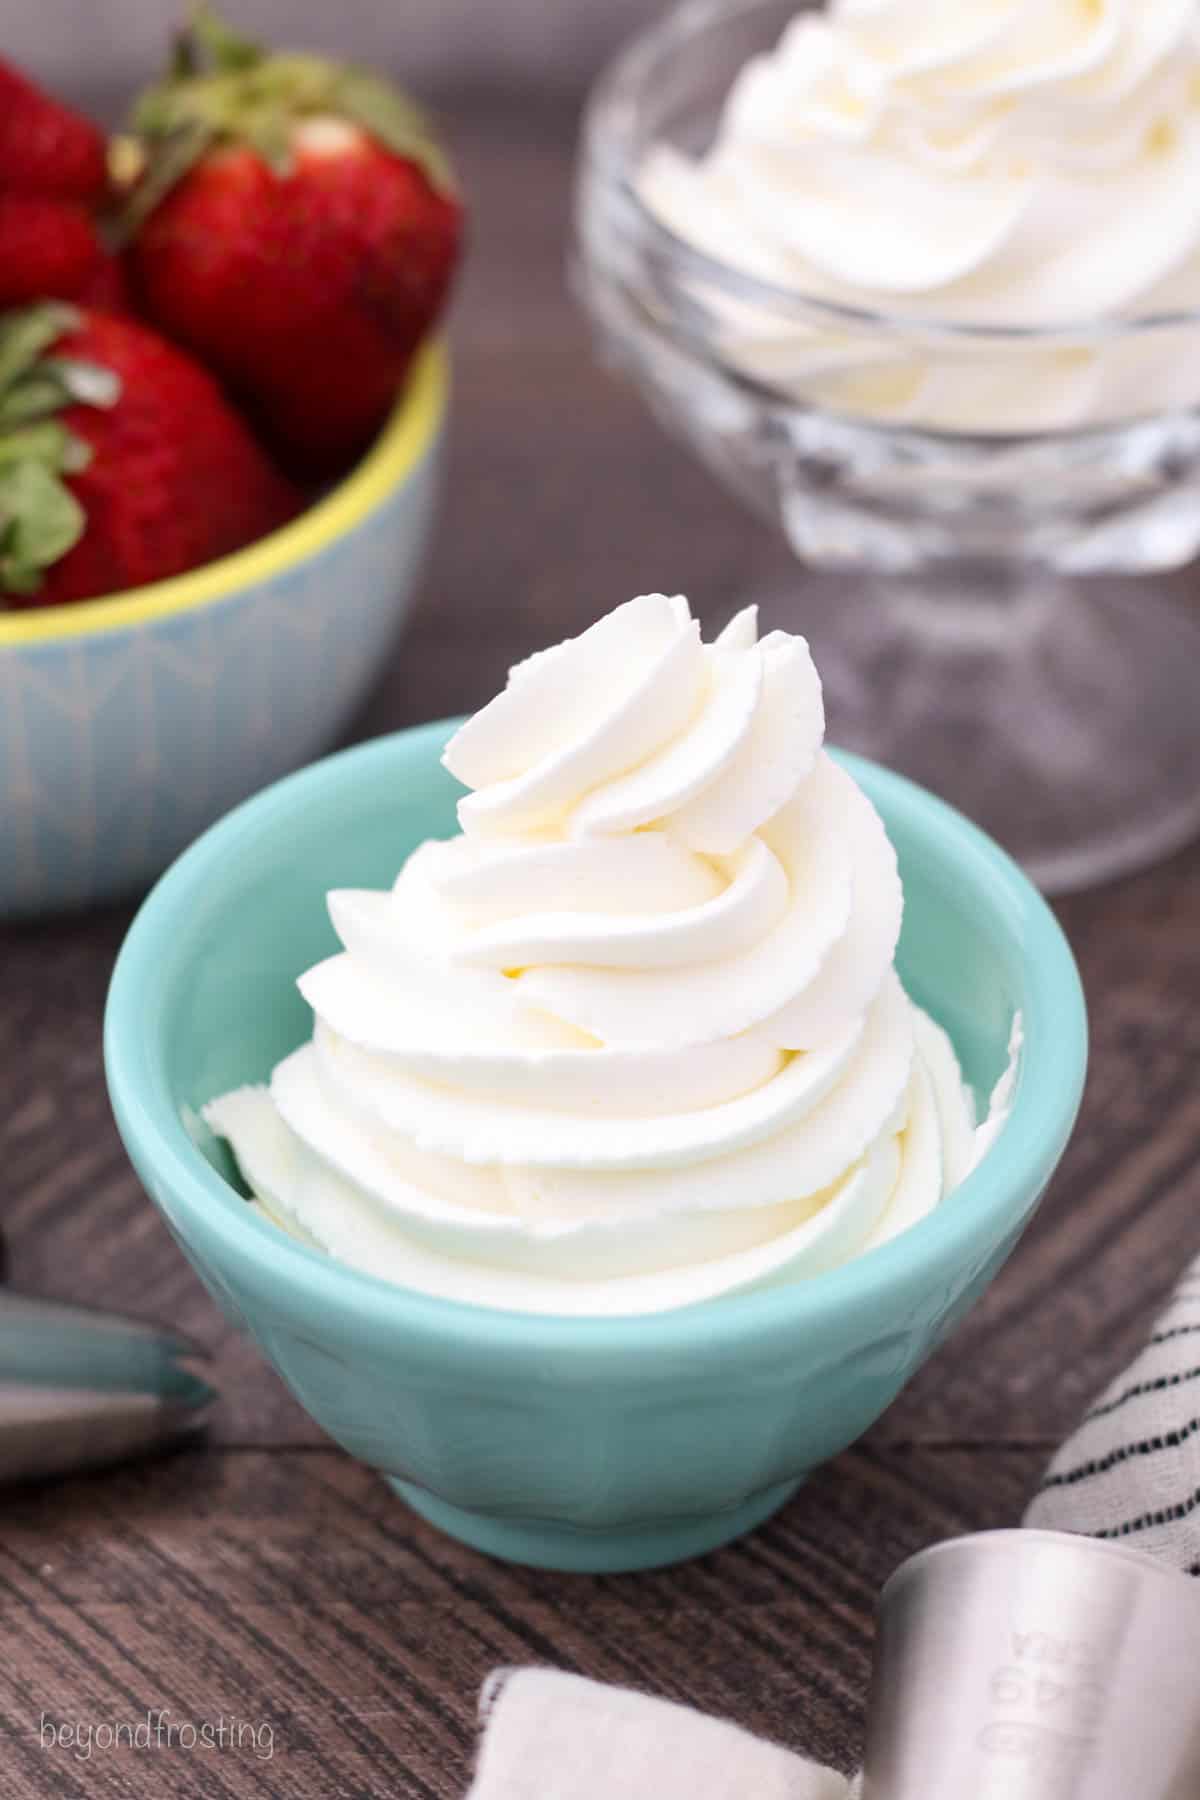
0;338;447;649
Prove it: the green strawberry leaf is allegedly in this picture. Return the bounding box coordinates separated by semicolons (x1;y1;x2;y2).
188;3;265;74
0;420;92;476
0;306;79;399
0;375;72;429
118;117;217;238
0;323;119;448
331;69;456;194
0;421;77;470
0;308;118;595
0;462;85;594
169;25;199;84
242;108;294;175
126;14;456;213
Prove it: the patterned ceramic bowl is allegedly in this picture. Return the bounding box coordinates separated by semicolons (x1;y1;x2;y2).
0;343;445;919
104;721;1087;1574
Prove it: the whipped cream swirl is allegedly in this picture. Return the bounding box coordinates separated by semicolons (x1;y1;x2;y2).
638;0;1200;432
208;595;1013;1315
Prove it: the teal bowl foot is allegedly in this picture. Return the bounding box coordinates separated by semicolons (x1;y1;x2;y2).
386;1476;803;1573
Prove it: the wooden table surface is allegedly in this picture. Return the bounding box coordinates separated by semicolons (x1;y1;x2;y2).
3;98;1199;1798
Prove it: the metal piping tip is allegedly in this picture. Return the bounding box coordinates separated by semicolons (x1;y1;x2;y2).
0;1381;214;1485
861;1529;1200;1799
1;1292;208;1364
0;1291;214;1484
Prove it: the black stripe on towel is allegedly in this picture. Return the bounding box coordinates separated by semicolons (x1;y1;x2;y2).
1096;1485;1200;1543
1086;1364;1200;1425
1147;1323;1200;1349
1041;1416;1200;1490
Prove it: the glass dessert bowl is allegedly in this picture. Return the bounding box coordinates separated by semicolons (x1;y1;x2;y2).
573;0;1200;893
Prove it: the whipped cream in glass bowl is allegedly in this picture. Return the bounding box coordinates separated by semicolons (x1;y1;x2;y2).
574;0;1200;892
205;594;1017;1316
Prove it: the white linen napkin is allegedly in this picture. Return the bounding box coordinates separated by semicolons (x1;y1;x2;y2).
465;1263;1200;1798
466;1668;857;1800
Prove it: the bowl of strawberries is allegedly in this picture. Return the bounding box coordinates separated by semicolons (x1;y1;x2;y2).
0;7;462;918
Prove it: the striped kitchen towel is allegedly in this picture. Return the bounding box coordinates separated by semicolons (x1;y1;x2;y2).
1025;1258;1200;1567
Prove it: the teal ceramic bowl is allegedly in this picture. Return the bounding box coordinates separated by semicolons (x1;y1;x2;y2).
105;723;1087;1573
0;345;444;920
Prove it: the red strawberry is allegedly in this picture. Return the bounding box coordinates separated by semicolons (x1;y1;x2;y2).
73;247;133;315
0;195;111;308
0;59;108;206
0;304;300;609
123;6;462;477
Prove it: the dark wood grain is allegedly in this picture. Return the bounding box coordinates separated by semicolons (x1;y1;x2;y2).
2;96;1199;1795
0;1444;1040;1794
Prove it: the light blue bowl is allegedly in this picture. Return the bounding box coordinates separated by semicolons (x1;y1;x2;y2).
105;723;1087;1572
0;345;445;920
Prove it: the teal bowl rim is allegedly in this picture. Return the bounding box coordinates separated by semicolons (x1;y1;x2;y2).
104;721;1088;1358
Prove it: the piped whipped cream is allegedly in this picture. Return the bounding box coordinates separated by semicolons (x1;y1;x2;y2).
207;595;1016;1315
637;0;1200;432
